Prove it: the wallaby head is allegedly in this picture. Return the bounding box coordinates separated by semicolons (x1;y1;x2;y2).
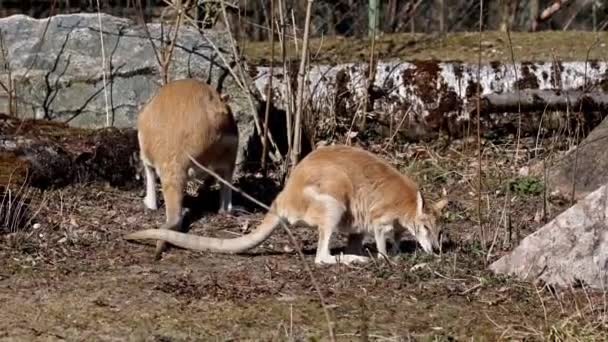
136;78;239;260
403;191;448;254
125;144;448;265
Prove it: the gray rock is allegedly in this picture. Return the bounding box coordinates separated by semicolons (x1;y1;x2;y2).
540;116;608;201
0;13;261;173
489;184;608;290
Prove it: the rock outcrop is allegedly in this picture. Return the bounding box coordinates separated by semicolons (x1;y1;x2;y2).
490;184;608;290
0;13;261;173
538;116;608;201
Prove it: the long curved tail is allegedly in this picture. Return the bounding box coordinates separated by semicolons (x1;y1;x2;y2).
123;211;281;254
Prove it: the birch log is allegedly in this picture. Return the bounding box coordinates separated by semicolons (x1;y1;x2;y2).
252;60;608;140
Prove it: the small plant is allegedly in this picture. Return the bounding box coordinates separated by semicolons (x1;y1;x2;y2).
462;240;486;258
0;185;32;234
507;176;544;196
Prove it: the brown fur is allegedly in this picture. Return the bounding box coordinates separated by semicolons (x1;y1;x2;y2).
125;144;447;264
136;78;239;260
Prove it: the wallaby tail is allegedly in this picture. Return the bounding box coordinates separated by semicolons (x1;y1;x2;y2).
124;211;281;254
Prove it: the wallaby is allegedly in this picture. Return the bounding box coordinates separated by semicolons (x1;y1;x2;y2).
125;144;447;264
136;78;239;260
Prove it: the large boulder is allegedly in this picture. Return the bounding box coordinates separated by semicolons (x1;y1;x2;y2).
489;184;608;290
0;13;261;174
538;116;608;201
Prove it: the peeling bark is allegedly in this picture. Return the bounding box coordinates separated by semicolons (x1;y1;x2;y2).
0;114;139;189
474;90;608;115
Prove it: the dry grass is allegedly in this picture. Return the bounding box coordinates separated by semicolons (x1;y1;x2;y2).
243;30;608;65
1;122;607;340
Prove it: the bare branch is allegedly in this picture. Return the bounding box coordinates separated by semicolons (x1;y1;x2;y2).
0;29;15;116
261;0;275;172
291;0;314;170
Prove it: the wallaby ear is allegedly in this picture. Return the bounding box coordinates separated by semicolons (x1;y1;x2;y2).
433;198;448;212
416;191;424;216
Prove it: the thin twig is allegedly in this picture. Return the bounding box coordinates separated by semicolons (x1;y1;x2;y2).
569;37;600;204
360;12;379;131
218;0;282;164
159;0;187;84
476;0;485;250
95;0;111;127
277;0;293;159
137;0;163;68
291;0;314;170
0;29;15;116
487;21;522;261
261;0;276;172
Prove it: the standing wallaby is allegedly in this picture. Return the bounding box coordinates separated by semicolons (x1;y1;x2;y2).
126;144;447;264
136;78;239;260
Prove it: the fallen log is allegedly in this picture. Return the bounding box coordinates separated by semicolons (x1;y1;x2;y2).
471;90;608;115
0;114;139;190
254;60;608;140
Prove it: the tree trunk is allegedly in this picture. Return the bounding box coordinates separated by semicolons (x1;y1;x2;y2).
529;0;540;31
436;0;445;33
499;0;513;31
385;0;397;33
0;114;139;190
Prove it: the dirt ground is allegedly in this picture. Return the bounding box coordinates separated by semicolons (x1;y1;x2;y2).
2;132;607;341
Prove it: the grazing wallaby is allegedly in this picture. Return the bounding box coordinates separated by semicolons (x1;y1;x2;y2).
136;78;239;260
125;144;447;264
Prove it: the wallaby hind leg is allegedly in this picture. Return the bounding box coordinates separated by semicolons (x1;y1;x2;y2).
305;196;369;265
217;138;238;214
142;162;158;210
154;173;185;260
217;165;234;214
390;229;402;256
